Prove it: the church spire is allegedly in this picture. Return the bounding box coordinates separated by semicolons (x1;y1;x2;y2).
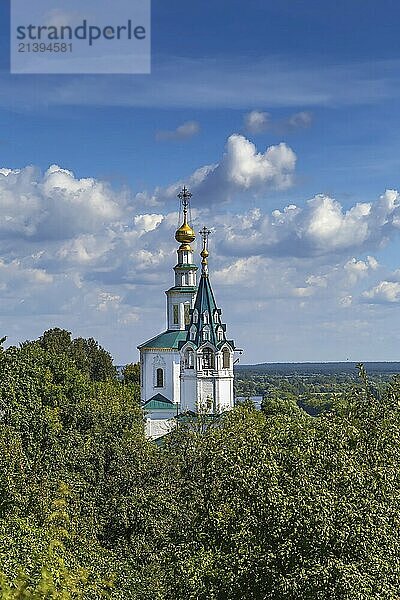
184;226;235;351
199;226;211;276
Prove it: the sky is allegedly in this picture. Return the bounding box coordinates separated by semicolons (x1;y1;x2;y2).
1;0;400;364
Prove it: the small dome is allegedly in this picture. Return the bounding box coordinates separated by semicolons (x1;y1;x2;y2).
175;222;196;244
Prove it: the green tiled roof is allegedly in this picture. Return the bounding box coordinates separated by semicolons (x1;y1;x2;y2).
144;394;177;410
184;273;235;349
138;329;187;350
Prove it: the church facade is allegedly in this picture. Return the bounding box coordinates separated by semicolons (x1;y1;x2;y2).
138;187;236;438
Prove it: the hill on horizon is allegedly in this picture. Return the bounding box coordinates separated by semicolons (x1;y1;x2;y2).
235;361;400;376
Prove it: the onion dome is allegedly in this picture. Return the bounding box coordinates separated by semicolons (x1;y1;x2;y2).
175;186;196;247
175;222;196;245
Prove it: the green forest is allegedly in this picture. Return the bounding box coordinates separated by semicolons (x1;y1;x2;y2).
0;329;400;599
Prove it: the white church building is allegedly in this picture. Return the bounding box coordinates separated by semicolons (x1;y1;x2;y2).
138;187;237;439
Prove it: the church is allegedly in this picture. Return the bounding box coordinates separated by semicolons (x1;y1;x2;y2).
138;187;238;439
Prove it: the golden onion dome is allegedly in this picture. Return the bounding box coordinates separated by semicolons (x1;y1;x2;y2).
175;222;196;244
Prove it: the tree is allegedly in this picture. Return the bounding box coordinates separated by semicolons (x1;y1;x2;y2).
160;384;400;599
121;363;140;385
38;328;72;355
33;329;117;382
70;337;117;381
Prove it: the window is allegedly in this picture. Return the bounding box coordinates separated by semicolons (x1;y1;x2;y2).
203;326;210;341
184;273;189;285
193;309;198;323
184;304;191;325
214;309;219;322
186;349;194;369
217;328;223;341
223;349;230;369
173;305;179;325
190;326;196;341
156;368;164;387
203;311;209;324
203;348;215;370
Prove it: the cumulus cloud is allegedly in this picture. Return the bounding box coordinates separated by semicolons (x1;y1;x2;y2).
133;214;164;235
135;135;297;208
221;190;400;258
362;281;400;304
1;156;400;362
0;165;122;241
155;120;200;141
244;110;270;134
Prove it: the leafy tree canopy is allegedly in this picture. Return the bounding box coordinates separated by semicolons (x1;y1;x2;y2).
27;328;117;382
1;335;399;599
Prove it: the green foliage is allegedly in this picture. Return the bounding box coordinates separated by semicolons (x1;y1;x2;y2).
34;328;117;381
0;484;112;599
1;340;400;599
121;363;140;386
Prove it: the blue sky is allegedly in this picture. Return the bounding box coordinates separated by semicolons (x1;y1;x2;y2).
1;0;400;363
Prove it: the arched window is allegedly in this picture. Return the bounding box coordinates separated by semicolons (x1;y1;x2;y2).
184;304;191;325
193;309;198;323
217;327;223;342
186;349;194;369
203;326;210;342
156;368;164;387
203;348;215;370
190;325;196;341
223;349;230;369
203;311;209;324
213;309;219;322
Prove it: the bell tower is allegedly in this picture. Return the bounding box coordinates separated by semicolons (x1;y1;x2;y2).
165;187;198;330
179;226;236;414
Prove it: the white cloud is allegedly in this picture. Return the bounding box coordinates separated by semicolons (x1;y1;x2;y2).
344;257;373;285
133;214;164;235
287;111;313;129
362;281;400;304
155;120;200;141
339;295;353;307
221;190;400;258
293;286;314;297
220;135;296;190
0;165;122;240
245;110;313;135
2;157;400;363
136;134;297;207
244;110;270;134
214;256;267;284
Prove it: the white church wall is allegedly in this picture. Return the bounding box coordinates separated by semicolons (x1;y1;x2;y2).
145;418;176;440
215;377;234;412
141;349;181;404
180;370;198;412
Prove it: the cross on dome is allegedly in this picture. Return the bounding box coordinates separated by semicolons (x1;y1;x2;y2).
175;186;195;246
